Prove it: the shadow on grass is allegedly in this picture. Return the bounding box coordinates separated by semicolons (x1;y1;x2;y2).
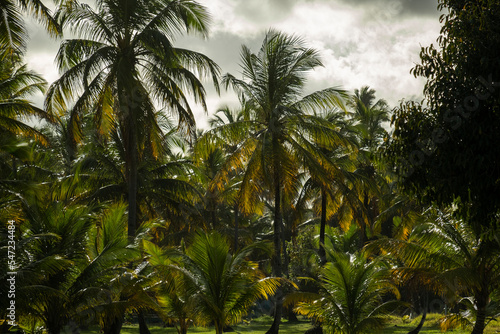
77;313;500;334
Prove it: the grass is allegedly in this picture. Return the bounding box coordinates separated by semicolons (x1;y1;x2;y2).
383;314;500;334
79;316;312;334
77;314;500;333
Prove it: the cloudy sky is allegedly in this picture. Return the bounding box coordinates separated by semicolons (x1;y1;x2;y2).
25;0;443;129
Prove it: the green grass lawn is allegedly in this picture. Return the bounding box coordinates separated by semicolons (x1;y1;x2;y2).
78;314;500;333
383;314;500;334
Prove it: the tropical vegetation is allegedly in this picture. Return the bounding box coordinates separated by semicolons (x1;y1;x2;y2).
1;0;500;334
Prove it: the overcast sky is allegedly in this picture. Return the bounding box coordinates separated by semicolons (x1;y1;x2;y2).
25;0;443;129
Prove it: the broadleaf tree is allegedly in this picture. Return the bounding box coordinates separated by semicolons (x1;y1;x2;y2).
386;0;500;234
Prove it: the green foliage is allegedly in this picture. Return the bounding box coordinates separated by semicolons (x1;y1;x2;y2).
348;86;390;152
45;0;220;236
200;29;349;216
0;55;48;144
173;232;280;334
372;208;500;334
0;0;64;57
295;251;401;334
6;1;500;333
386;0;500;233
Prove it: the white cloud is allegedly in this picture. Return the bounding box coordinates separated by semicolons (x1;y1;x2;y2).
198;0;441;111
23;0;443;127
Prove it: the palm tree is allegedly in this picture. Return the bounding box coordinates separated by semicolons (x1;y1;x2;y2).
306;110;360;263
0;55;52;221
0;0;63;56
0;183;159;334
198;30;348;334
74;115;201;236
1;191;87;333
373;208;500;334
348;86;390;152
193;144;233;231
0;54;49;144
175;231;280;334
196;106;250;248
294;251;401;334
150;262;194;334
345;87;392;246
46;0;220;238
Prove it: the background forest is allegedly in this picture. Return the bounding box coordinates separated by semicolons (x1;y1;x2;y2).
1;1;500;334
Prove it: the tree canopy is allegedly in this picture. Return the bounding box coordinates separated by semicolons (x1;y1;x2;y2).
2;1;500;334
386;0;500;234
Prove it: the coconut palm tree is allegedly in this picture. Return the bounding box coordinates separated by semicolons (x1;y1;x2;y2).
196;106;251;248
372;208;500;334
0;185;158;334
198;30;349;334
0;0;64;56
148;253;194;334
294;251;401;334
0;55;52;230
343;87;392;246
175;231;280;334
75;115;200;233
303;109;361;263
0;54;49;145
46;0;220;237
348;86;390;152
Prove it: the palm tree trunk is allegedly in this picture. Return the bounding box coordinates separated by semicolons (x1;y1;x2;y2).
266;282;284;334
127;152;138;237
318;187;327;265
356;203;367;248
359;192;370;247
211;197;217;230
138;311;152;334
282;224;289;278
407;292;428;334
472;307;487;334
178;318;188;334
234;203;239;251
407;311;427;334
266;164;283;334
123;93;139;238
215;319;224;334
12;156;17;177
472;289;489;334
103;315;123;334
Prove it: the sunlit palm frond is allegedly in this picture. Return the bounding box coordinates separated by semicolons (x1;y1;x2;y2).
296;251;401;334
172;232;279;334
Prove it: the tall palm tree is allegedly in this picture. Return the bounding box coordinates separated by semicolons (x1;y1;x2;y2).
346;86;391;246
307;110;359;263
46;0;220;237
348;86;390;152
197;106;250;248
198;30;349;334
